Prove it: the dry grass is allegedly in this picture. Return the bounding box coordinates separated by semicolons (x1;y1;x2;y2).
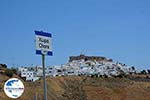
0;75;150;100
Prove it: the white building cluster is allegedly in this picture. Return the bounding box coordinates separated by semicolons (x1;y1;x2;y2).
18;59;136;82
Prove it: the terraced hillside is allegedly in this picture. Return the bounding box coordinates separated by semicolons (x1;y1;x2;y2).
0;75;150;100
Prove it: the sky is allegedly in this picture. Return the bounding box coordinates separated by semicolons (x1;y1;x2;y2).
0;0;150;70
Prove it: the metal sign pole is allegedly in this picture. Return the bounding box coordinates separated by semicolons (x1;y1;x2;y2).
42;54;47;100
35;30;52;100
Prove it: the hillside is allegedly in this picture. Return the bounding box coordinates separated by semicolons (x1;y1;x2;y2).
1;74;150;100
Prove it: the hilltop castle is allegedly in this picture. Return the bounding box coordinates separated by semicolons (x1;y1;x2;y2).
69;54;113;62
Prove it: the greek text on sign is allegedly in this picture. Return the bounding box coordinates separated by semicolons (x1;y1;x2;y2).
35;31;52;56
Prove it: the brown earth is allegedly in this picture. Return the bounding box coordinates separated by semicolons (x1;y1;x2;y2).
0;75;150;100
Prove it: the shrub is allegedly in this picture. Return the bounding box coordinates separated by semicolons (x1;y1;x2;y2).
11;68;17;74
146;76;149;79
4;69;13;77
140;70;147;75
0;64;7;68
103;74;108;78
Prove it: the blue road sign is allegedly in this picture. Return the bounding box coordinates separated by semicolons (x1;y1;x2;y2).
35;31;53;56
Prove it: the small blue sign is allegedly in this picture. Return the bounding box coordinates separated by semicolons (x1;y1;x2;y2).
35;31;52;37
35;31;53;56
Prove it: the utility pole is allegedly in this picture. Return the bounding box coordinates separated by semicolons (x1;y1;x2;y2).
42;54;47;100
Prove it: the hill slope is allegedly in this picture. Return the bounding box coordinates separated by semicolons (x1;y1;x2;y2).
0;75;150;100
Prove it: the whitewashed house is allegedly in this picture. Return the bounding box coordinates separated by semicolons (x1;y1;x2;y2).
19;67;40;82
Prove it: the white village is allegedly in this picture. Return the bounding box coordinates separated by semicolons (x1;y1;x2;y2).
18;54;136;82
